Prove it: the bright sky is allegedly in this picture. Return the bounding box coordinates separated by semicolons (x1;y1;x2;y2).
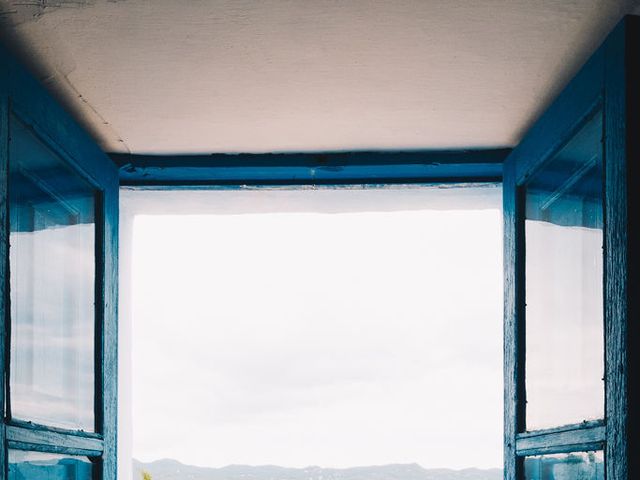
124;186;503;471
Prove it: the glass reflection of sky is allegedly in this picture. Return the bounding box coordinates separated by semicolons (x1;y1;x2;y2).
9;115;96;432
524;111;604;431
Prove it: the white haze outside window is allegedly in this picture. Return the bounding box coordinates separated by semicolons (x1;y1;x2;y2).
118;185;503;480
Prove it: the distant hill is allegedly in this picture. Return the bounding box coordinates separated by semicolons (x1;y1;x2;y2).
133;459;502;480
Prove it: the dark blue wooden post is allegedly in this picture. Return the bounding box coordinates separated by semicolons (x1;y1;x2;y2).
0;39;9;480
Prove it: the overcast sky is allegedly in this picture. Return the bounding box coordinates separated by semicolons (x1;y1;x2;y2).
124;187;503;471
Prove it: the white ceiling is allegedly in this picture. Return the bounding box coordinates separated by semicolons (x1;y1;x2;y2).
0;0;639;154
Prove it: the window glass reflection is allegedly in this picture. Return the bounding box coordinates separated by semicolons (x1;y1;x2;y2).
8;450;94;480
524;111;604;431
524;451;604;480
9;116;96;431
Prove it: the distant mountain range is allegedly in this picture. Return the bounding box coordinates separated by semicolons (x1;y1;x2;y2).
133;459;502;480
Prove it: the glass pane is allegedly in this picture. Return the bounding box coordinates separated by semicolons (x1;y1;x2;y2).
524;451;604;480
9;116;96;431
524;111;604;431
8;450;94;480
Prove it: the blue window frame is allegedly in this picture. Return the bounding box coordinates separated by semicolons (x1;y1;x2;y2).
1;14;638;480
0;47;118;479
503;15;639;480
113;149;508;187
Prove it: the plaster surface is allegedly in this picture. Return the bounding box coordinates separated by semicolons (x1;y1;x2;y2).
0;0;639;154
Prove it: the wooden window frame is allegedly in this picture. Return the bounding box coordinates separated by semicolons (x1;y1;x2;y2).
113;149;507;187
0;48;119;479
0;13;638;480
503;16;640;480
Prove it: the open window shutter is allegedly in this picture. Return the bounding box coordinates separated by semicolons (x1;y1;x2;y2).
0;48;118;480
503;16;639;480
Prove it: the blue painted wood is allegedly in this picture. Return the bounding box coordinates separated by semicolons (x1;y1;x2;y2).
0;45;119;479
504;14;638;480
6;424;104;456
100;171;119;480
0;42;9;480
502;158;521;480
515;423;605;457
604;16;640;480
113;149;509;186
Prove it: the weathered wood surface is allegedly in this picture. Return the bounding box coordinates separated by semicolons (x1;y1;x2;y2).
503;160;520;480
502;14;640;480
516;424;605;457
0;49;9;480
114;149;509;186
102;179;119;480
6;424;104;457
